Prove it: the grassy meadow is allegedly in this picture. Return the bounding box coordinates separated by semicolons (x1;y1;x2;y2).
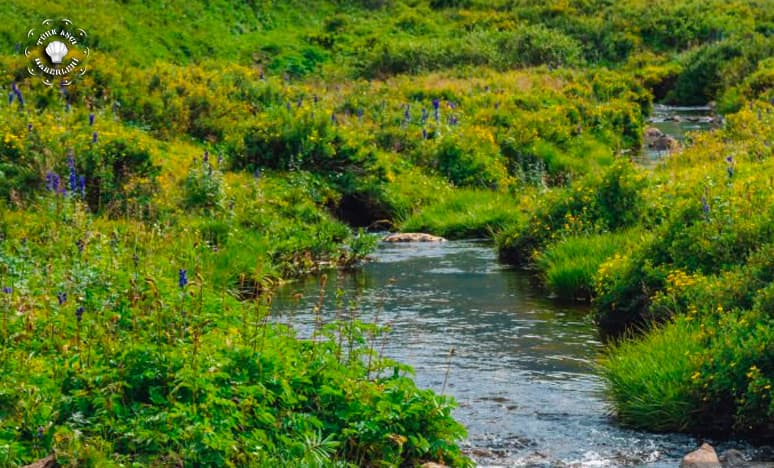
0;0;773;465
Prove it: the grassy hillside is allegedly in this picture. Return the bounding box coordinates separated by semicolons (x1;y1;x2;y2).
0;0;773;465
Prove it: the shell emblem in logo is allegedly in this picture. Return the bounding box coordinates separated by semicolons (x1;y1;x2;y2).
45;40;68;64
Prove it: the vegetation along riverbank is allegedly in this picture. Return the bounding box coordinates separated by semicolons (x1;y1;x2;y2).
0;0;773;465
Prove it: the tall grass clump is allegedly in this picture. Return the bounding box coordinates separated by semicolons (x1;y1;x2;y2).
535;230;645;301
401;189;523;239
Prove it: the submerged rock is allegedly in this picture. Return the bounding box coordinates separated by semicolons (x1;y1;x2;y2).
382;232;447;242
681;443;721;468
718;449;747;467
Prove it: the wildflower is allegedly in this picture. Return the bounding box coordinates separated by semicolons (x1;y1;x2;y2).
57;292;67;305
89;113;95;126
76;239;84;253
27;124;32;132
178;269;188;288
75;306;84;322
433;99;440;121
254;167;261;179
132;252;139;267
79;175;86;197
421;108;428;123
92;132;98;143
422;128;427;139
297;97;303;108
48;173;60;192
45;172;55;191
203;150;209;163
7;92;12;104
2;286;11;294
404;104;410;124
313;95;318;105
357;108;364;121
69;165;77;193
701;196;710;215
331;113;337;124
11;83;23;108
286;102;292;111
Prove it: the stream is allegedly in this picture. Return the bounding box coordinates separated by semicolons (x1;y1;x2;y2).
271;240;768;466
269;107;769;466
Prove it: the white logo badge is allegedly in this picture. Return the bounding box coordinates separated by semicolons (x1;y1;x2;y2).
25;18;90;86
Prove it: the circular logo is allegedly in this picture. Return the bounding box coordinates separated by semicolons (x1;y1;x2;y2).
25;18;89;86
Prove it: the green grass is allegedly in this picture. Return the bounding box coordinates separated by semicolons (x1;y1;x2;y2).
401;189;524;239
535;230;644;301
599;317;702;432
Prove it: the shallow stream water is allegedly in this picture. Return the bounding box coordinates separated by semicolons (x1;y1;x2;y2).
271;240;769;466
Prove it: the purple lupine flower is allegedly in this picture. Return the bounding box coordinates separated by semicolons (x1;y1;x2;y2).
178;269;188;288
203;150;209;163
75;306;84;322
357;108;364;121
404;104;410;124
45;172;54;191
51;173;60;192
331;113;337;124
432;99;440;110
76;239;84;253
421;108;428;123
313;95;318;105
11;83;23;108
725;155;734;164
2;286;11;294
92;132;98;143
69;165;77;193
433;99;440;122
422;128;428;139
79;175;86;196
701;196;710;215
297;97;303;108
89;113;95;126
27;124;32;132
286;102;292;111
57;292;67;305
